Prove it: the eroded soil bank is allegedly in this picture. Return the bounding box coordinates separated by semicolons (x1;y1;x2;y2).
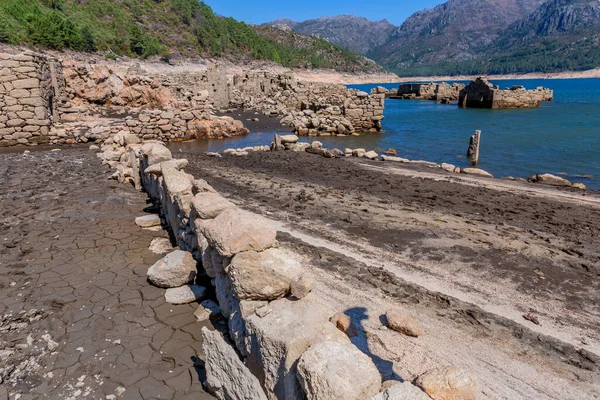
181;150;600;399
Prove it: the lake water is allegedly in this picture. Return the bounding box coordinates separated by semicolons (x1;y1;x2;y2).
170;78;600;190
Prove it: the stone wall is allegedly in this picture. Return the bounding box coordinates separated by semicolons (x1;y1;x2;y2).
389;82;465;103
1;50;386;147
458;77;553;109
230;71;386;135
0;51;67;147
104;141;387;400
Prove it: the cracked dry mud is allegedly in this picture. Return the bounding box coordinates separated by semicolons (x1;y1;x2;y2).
182;150;600;399
0;148;213;400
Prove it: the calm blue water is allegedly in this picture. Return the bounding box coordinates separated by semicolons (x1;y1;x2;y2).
171;78;600;189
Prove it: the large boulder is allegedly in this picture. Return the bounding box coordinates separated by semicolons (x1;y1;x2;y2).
147;250;197;288
244;294;349;400
229;248;303;301
202;327;269;400
369;382;432;400
142;143;172;166
201;209;277;257
297;340;382;400
191;192;236;220
416;367;477;400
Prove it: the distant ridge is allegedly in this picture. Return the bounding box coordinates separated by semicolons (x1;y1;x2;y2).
264;15;397;56
265;0;600;76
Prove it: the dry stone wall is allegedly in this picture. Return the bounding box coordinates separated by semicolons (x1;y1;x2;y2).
0;51;67;147
388;82;465;103
230;71;386;135
2;50;386;147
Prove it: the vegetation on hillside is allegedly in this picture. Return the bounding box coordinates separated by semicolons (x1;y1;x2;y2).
0;0;376;72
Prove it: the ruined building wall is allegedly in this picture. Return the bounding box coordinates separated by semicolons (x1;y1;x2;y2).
1;51;385;147
229;72;385;134
458;78;554;109
0;51;66;147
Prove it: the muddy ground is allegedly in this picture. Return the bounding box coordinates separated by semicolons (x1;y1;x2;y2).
183;150;600;398
0;147;215;400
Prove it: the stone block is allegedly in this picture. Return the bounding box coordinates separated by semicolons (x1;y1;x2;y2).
297;340;381;400
12;78;39;89
147;250;197;288
202;328;269;400
201;208;277;257
190;192;235;220
228;248;303;301
244;294;349;400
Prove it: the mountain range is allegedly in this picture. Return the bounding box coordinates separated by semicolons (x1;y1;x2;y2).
264;0;600;76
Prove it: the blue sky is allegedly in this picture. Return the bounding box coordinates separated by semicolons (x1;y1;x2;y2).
205;0;447;26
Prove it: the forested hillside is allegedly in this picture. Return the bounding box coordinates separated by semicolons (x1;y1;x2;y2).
0;0;378;72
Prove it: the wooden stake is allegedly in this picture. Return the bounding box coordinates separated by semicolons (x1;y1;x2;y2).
467;130;481;166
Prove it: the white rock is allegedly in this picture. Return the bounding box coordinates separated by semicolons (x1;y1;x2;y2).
298;340;382;400
280;134;299;144
416;367;477;400
142;143;172;165
202;327;268;400
244;294;349;400
364;151;379;160
147;250;197;288
229;248;303;301
441;163;457;173
381;155;410;163
135;214;161;228
462;168;494;178
165;284;206;305
191;192;235;220
148;238;173;254
201;208;277;257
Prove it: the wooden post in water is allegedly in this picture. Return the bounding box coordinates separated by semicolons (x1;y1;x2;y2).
467;130;481;166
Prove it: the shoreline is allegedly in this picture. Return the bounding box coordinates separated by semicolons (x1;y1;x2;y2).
393;68;600;83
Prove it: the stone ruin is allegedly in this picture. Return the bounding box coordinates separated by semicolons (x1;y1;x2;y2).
387;82;465;103
1;50;386;147
458;77;553;109
0;51;68;146
230;71;386;135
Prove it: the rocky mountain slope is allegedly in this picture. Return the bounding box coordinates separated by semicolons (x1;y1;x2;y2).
267;0;600;75
371;0;546;73
0;0;381;73
264;15;397;56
